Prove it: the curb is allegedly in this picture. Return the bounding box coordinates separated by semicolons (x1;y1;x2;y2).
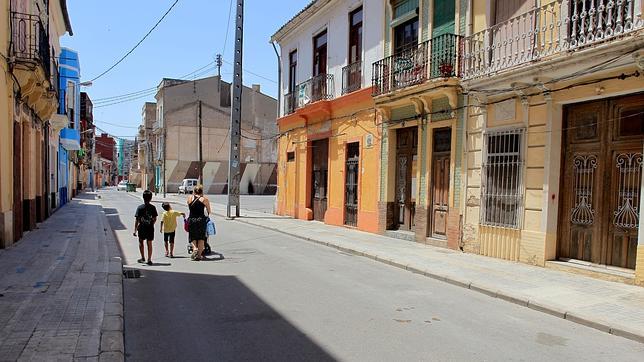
99;207;125;362
230;216;644;345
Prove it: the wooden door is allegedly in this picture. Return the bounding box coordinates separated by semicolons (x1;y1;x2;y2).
344;143;360;227
605;94;644;269
559;94;644;269
311;139;329;222
430;128;451;239
285;152;296;216
395;127;418;231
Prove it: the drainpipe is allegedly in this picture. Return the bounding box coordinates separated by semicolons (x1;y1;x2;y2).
271;40;282;214
271;41;282;119
460;93;469;251
460;0;474;251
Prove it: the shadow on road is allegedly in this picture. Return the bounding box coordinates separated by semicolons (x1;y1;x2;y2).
103;207;129;231
123;269;336;361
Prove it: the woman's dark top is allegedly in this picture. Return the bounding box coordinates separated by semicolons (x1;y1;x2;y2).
188;196;207;241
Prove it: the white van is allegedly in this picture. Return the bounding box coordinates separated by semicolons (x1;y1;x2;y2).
178;179;199;194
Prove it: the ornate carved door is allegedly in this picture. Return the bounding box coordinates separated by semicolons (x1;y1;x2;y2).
311;139;329;222
560;94;644;269
394;127;417;231
430;128;451;239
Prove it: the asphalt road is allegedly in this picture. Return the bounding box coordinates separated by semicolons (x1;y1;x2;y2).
99;188;644;362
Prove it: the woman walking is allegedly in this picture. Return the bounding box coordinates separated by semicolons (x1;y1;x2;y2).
187;185;211;261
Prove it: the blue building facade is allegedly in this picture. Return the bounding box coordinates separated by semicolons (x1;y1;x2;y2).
58;48;81;207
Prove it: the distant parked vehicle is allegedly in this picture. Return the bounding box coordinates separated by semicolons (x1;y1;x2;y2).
178;179;199;194
117;180;128;191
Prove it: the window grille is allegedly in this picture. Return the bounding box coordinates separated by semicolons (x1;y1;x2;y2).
480;128;525;228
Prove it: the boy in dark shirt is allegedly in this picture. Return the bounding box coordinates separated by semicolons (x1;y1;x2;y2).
133;190;158;265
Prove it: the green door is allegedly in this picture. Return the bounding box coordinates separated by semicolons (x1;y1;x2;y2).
431;0;456;77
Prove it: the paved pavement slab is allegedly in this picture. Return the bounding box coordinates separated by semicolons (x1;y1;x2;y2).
0;194;124;361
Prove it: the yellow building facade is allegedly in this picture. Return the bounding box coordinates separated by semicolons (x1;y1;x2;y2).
272;0;386;232
373;0;467;249
0;0;72;247
276;89;382;232
461;0;644;284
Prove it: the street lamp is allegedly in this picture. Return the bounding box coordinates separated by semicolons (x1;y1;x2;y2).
79;81;93;87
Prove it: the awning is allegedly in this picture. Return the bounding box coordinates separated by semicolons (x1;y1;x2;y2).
60;128;80;150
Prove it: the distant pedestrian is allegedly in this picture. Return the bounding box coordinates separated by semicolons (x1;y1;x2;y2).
160;202;185;258
187;185;211;261
133;190;158;265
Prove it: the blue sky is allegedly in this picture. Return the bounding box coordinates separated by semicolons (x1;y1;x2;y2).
61;0;310;139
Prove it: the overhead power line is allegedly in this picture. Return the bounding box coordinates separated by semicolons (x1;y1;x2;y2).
88;0;181;83
222;0;235;56
222;59;277;84
94;66;217;108
92;60;215;102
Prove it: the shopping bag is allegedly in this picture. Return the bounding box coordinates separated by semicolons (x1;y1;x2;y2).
206;218;216;236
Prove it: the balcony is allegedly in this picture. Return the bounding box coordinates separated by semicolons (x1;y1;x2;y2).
11;12;51;80
462;0;644;79
372;33;462;97
342;61;362;95
283;74;335;115
10;12;58;121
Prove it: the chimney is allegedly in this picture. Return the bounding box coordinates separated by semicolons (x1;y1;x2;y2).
252;84;261;93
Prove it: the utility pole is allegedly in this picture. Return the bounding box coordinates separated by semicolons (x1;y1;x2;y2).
198;100;203;184
163;127;167;198
216;54;222;78
227;0;244;219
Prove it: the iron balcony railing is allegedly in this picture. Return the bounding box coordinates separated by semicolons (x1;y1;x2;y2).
284;92;297;115
283;74;335;115
342;61;362;95
462;0;643;79
11;12;51;80
372;33;463;96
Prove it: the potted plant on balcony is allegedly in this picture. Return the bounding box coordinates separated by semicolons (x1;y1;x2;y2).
439;60;454;78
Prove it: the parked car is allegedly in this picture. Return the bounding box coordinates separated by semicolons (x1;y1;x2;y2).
117;180;128;191
178;179;199;194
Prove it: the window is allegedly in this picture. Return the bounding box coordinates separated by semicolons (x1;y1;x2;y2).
394;17;418;54
480;129;525;228
288;50;297;93
286;151;295;162
349;7;363;64
313;30;328;77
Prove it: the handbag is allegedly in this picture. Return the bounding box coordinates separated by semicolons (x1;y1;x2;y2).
183;217;189;232
206;218;216;236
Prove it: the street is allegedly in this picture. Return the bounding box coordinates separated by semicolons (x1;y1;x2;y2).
99;188;644;361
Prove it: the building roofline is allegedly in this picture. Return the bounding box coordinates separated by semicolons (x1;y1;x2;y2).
157;75;277;101
270;0;332;43
60;0;73;36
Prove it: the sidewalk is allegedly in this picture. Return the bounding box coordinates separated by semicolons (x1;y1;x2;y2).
136;190;644;344
0;194;124;361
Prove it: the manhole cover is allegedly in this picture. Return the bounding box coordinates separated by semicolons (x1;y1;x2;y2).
59;230;77;234
123;270;141;279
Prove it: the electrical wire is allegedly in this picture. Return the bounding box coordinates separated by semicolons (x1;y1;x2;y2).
88;0;180;83
222;59;277;84
222;0;235;57
93;66;218;108
92;61;216;103
94;120;141;129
